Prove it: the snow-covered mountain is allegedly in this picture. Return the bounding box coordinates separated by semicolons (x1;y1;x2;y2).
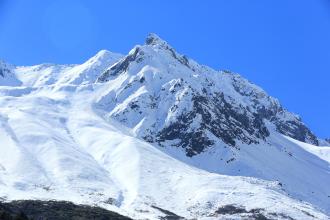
97;34;318;151
0;34;329;219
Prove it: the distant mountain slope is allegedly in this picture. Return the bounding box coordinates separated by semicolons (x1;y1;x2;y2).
0;61;21;86
0;34;328;219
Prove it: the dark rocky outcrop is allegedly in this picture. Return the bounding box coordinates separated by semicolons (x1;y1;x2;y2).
230;72;319;145
98;47;143;82
214;205;296;220
0;200;131;220
274;120;318;145
157;92;269;156
151;205;184;220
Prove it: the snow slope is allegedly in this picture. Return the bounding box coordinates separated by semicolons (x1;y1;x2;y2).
15;50;122;87
0;36;329;219
0;82;327;220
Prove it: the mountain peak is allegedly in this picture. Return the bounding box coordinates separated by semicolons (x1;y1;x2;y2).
145;33;169;47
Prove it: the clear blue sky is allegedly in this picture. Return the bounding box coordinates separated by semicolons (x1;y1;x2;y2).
0;0;329;138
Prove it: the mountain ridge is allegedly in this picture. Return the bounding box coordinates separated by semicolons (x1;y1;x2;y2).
96;33;319;153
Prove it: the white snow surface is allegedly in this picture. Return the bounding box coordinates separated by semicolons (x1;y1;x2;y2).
0;36;329;219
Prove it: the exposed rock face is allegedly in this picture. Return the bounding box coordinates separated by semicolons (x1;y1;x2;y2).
156;91;270;156
96;33;319;156
228;72;318;145
273;118;318;145
97;48;141;82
